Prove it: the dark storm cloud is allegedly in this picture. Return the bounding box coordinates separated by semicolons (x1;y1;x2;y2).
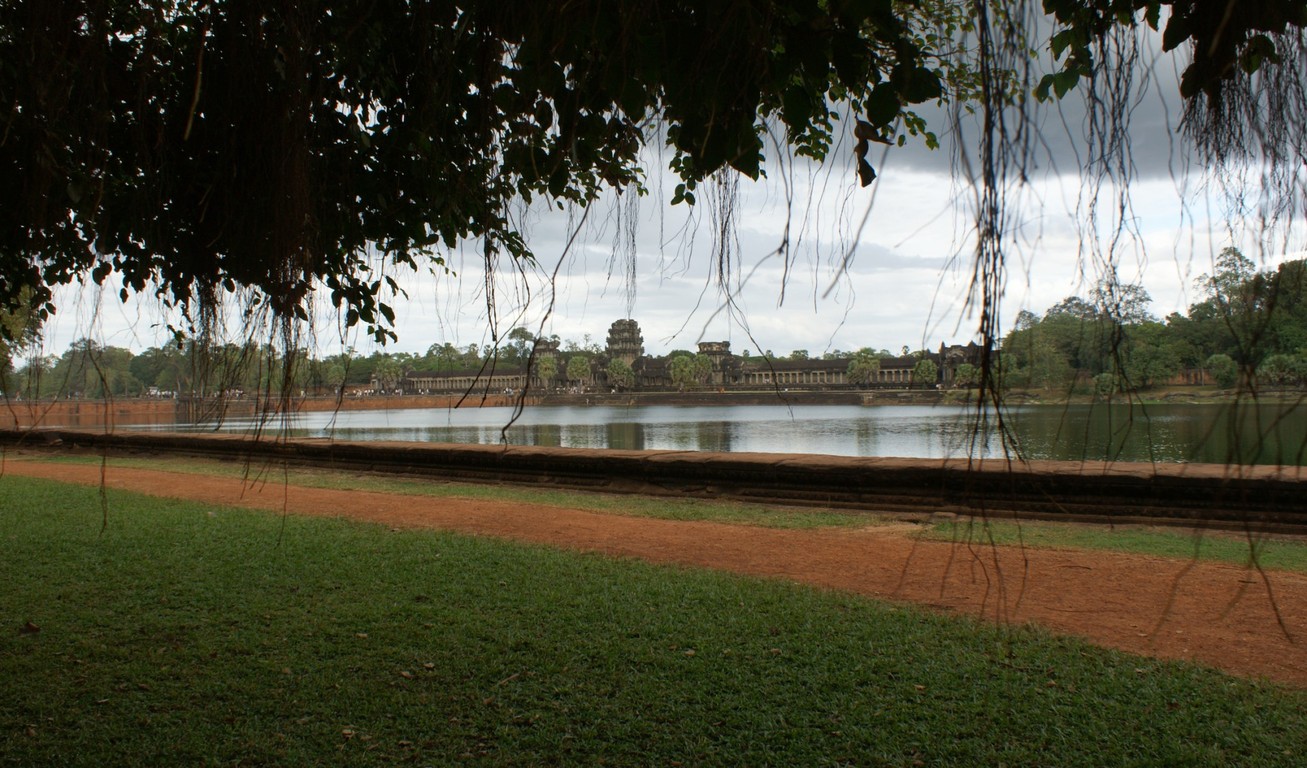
886;19;1199;182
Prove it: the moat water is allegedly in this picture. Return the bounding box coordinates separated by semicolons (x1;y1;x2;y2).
161;402;1307;465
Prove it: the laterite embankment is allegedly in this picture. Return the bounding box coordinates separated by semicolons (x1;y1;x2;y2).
3;429;1305;534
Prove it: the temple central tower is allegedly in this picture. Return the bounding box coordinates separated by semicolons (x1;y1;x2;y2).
605;319;644;365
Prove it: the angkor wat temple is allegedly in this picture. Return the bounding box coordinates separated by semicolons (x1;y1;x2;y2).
401;319;981;395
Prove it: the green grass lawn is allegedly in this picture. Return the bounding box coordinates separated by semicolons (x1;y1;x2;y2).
923;518;1307;573
2;476;1305;766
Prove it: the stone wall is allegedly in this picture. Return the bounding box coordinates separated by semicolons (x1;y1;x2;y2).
6;428;1305;533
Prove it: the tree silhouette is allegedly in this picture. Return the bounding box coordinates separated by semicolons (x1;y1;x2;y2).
0;0;966;341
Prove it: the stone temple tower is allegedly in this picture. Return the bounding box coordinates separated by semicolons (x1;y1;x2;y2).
697;341;731;385
605;319;644;365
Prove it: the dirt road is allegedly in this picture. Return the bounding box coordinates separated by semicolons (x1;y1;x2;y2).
6;458;1304;687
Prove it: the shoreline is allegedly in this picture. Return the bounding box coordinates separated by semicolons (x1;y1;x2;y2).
0;386;1295;430
0;389;941;429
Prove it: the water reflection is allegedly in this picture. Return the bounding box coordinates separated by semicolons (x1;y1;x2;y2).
1004;402;1307;466
149;401;1307;465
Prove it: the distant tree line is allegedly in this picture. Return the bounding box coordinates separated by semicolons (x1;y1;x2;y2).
0;325;950;400
1001;249;1307;394
10;248;1304;401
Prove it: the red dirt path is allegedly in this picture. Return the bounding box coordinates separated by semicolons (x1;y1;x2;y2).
5;457;1305;687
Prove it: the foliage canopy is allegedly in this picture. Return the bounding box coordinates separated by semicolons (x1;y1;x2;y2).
3;0;1305;360
1;0;968;342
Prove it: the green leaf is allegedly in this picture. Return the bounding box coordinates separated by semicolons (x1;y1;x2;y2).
548;167;568;199
1241;34;1279;74
1050;29;1076;60
1161;12;1192;53
782;84;813;130
1144;2;1161;31
865;82;899;128
829;30;868;91
730;149;761;180
901;67;943;104
1034;74;1055;102
1052;70;1078;99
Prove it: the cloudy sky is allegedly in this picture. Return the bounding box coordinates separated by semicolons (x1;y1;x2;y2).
40;22;1305;361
